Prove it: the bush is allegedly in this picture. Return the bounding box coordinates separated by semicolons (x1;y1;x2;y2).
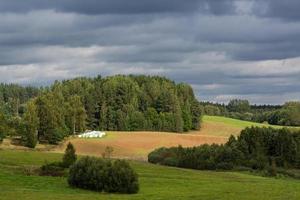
68;157;139;194
216;162;233;170
62;142;77;168
148;147;176;165
39;162;65;177
22;165;40;176
162;157;179;167
104;160;139;194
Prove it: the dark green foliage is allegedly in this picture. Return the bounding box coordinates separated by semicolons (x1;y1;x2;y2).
104;160;139;194
149;127;300;172
22;101;39;148
0;83;40;117
0;132;4;142
0;75;201;145
148;147;178;166
0;112;7;142
45;128;66;145
40;143;77;176
62;142;77;168
39;162;65;177
228;99;250;113
148;144;236;170
68;157;139;194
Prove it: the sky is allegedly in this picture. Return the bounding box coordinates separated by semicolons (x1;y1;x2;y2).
0;0;300;104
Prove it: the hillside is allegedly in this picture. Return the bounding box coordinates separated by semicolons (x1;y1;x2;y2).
52;116;298;160
202;115;300;136
0;150;300;200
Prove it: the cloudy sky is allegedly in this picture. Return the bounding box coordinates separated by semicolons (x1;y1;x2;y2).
0;0;299;104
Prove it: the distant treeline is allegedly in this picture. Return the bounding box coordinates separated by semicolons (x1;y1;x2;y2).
0;75;202;147
148;127;300;173
201;99;300;126
0;83;40;116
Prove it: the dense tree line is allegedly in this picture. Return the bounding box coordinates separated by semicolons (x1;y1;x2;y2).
148;127;300;172
201;99;300;126
0;84;40;142
0;83;40;116
0;75;202;146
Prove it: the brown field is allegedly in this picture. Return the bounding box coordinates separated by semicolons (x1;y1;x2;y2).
53;132;228;160
52;120;240;160
0;116;244;160
54;117;242;160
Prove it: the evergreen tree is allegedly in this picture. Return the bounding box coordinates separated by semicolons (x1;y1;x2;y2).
0;112;7;142
22;100;39;148
182;101;192;132
62;142;77;168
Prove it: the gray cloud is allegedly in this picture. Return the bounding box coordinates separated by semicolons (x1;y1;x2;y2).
253;0;300;21
0;0;299;104
0;0;236;15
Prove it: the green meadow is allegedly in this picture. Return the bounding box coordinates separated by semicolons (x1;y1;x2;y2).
203;115;300;129
1;150;300;200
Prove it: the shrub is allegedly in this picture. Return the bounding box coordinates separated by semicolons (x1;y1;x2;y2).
216;162;234;170
104;160;139;194
68;157;108;191
68;157;139;194
39;162;65;177
22;165;40;176
62;142;77;168
148;147;176;165
162;157;179;167
102;146;114;159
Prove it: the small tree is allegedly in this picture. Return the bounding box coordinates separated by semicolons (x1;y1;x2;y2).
102;146;114;159
62;142;77;168
21;101;39;148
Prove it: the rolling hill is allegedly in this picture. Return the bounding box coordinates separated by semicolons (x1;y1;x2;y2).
52;116;299;160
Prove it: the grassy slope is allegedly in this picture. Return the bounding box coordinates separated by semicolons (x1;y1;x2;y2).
1;150;300;200
202;115;299;136
203;115;293;129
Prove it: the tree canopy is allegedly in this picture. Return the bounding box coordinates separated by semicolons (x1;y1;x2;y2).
0;75;202;145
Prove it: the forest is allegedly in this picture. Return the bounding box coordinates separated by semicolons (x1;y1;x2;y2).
0;75;202;147
148;127;300;175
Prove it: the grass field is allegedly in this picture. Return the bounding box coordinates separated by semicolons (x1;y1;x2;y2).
203;115;297;130
1;149;300;200
52;116;298;160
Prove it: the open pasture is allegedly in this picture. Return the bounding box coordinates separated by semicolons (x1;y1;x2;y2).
1;150;300;200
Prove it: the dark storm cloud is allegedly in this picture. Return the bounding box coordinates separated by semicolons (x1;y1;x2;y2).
0;0;235;15
0;0;299;104
253;0;300;21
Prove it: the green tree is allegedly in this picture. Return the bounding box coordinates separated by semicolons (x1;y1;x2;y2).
182;101;192;132
0;112;8;142
66;95;87;135
62;142;77;168
22;100;39;148
228;99;250;113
